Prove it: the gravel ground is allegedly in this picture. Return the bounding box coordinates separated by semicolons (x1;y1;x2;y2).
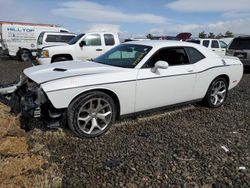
0;58;249;187
0;58;32;84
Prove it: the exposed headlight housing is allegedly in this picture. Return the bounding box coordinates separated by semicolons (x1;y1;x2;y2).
40;50;49;58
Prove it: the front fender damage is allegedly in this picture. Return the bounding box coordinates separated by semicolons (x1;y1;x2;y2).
0;75;65;130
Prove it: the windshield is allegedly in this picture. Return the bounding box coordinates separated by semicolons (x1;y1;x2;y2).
94;44;152;68
68;33;85;45
229;38;250;50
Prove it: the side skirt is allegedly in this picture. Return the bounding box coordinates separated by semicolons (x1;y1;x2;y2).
119;99;203;119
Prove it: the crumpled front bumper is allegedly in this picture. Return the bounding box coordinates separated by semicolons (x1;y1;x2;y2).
0;75;65;129
0;74;46;117
0;74;27;95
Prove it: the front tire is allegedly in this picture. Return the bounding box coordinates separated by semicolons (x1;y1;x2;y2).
67;91;117;138
204;77;228;108
19;50;32;62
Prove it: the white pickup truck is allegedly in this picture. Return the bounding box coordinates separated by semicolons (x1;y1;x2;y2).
187;38;228;56
37;32;120;64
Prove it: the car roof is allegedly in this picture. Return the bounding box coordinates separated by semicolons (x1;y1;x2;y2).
126;40;200;48
125;40;219;57
188;38;220;41
42;31;76;35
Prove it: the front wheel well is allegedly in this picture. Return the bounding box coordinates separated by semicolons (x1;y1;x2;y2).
71;89;121;119
51;54;73;62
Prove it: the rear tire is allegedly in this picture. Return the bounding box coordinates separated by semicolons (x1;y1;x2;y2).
67;91;117;138
203;77;228;108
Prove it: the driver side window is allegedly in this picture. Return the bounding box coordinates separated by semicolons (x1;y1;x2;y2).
82;34;101;46
144;47;190;68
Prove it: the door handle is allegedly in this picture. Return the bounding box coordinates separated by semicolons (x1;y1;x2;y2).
96;49;103;51
187;69;194;73
212;49;215;51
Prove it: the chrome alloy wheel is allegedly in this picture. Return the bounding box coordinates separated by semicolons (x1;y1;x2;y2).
77;98;112;135
210;80;227;106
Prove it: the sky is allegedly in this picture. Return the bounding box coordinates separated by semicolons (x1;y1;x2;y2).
0;0;250;38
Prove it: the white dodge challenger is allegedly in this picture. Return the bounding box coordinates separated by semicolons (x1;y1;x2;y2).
0;41;243;138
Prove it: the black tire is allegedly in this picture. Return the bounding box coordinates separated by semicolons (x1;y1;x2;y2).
19;50;32;62
67;91;117;138
53;57;69;63
203;77;228;108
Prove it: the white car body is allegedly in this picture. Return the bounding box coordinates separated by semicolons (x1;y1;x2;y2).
0;40;243;138
37;32;120;65
187;38;228;57
25;41;242;115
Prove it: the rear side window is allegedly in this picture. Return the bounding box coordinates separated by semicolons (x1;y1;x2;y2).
202;40;209;47
46;35;57;42
60;35;75;42
104;34;115;46
45;35;75;43
229;38;250;50
185;47;205;64
211;40;219;48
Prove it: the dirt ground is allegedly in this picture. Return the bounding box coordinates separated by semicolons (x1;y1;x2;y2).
0;102;62;188
0;59;249;187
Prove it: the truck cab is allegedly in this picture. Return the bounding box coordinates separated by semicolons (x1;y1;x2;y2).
187;38;227;57
37;32;120;65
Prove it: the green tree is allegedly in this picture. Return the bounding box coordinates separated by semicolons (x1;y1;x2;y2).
225;31;234;37
208;32;215;39
216;33;223;39
146;33;153;39
198;31;207;38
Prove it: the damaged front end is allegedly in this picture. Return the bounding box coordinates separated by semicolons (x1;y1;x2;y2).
0;74;65;130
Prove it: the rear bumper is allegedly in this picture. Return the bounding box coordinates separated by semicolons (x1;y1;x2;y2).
37;57;52;65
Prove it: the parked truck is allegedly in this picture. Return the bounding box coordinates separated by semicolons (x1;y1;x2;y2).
0;21;69;61
186;38;228;56
37;32;120;65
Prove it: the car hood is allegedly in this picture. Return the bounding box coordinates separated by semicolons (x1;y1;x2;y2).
24;60;123;84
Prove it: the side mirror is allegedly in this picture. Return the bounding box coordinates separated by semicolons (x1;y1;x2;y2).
79;41;86;47
151;60;169;73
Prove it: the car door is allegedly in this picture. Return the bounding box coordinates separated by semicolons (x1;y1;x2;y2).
76;34;104;60
135;47;196;112
219;40;227;56
211;40;224;56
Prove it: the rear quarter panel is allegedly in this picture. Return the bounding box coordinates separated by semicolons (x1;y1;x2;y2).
192;57;243;100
